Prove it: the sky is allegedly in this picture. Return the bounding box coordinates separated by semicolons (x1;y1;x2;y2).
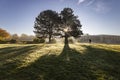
0;0;120;35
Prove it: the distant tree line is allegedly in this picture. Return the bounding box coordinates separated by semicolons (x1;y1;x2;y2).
0;28;36;44
0;27;59;44
10;34;35;43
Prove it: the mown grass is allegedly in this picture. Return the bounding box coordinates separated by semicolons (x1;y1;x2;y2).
0;43;120;80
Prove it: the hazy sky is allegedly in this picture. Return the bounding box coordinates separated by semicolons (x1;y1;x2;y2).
0;0;120;35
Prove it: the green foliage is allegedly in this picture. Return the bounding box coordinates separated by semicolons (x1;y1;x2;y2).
33;38;45;43
33;38;39;43
25;41;34;44
34;10;60;43
60;8;83;38
0;40;8;44
39;38;45;43
10;39;17;43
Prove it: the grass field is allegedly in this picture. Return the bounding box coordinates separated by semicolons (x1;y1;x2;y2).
0;43;120;80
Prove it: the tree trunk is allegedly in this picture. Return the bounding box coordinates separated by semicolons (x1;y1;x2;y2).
49;34;52;43
48;26;52;43
64;32;68;45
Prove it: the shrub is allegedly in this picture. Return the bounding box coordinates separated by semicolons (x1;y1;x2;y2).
10;39;17;43
50;38;56;43
0;40;8;44
39;38;45;43
26;41;34;44
33;38;45;43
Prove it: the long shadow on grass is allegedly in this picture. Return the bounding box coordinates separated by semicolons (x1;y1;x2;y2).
0;47;16;53
0;45;39;80
0;45;37;61
1;44;88;80
81;45;120;80
2;44;120;80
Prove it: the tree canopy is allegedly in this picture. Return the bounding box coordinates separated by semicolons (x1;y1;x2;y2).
34;8;83;44
0;28;10;40
34;10;60;43
59;8;83;44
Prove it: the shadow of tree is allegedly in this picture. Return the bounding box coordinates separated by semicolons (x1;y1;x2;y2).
81;45;120;79
0;45;39;80
0;45;37;61
0;47;16;53
1;44;120;80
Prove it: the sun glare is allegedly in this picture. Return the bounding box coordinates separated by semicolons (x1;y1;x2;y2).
64;27;68;32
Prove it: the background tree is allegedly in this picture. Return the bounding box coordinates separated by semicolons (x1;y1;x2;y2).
34;10;60;43
28;35;35;41
19;34;27;41
19;34;35;41
11;34;19;41
0;28;10;40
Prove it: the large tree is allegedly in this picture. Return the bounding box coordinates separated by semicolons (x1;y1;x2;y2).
0;28;10;40
58;8;83;45
34;8;83;44
34;10;60;43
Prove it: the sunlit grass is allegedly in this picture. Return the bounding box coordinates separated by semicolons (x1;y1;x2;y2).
0;43;120;80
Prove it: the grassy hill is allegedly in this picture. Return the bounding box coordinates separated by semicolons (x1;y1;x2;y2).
0;43;120;80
